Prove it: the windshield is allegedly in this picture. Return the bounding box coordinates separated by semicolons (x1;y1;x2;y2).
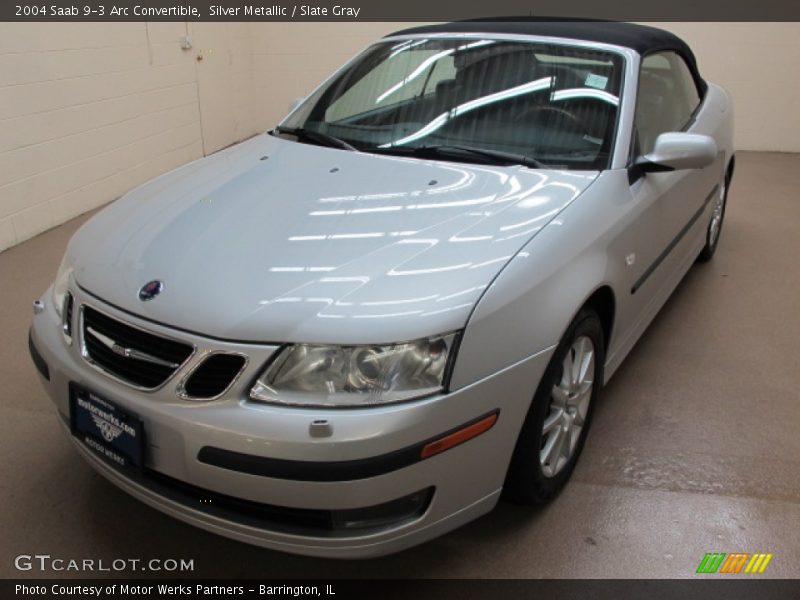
280;38;624;170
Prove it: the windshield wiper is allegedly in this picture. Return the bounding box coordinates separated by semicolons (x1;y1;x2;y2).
273;126;357;151
374;144;547;169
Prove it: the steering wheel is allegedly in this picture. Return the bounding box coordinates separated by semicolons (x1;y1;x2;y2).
513;105;589;135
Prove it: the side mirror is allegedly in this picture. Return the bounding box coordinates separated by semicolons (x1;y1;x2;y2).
638;132;717;173
287;96;304;114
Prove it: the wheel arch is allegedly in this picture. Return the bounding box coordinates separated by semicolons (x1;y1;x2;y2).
581;285;616;354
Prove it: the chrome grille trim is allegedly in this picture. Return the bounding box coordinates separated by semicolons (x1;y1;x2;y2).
61;291;74;345
78;303;196;392
176;350;250;402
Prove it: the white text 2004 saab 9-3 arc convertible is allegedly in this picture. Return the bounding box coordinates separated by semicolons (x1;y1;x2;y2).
29;20;734;558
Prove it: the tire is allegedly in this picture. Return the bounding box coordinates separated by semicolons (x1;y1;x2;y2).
504;308;605;504
697;168;731;262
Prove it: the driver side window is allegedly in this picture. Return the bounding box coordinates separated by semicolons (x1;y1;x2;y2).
634;51;702;155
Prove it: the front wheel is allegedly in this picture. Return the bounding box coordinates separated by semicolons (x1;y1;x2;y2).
504;308;605;504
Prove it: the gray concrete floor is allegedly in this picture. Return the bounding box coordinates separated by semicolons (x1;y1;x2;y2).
1;151;798;579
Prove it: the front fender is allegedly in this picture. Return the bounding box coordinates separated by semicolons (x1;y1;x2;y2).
450;172;629;390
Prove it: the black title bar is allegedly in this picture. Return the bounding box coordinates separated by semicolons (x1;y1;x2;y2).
4;579;800;600
3;0;800;22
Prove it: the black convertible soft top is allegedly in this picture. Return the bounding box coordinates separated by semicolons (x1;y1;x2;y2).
388;19;706;94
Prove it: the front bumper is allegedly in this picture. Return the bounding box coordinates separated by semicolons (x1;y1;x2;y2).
30;284;553;558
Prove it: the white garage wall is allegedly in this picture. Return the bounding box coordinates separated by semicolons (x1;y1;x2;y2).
0;23;206;253
0;22;797;254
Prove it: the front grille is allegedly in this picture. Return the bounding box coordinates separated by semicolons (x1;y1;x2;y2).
140;468;433;537
81;306;194;389
145;468;337;533
182;353;247;399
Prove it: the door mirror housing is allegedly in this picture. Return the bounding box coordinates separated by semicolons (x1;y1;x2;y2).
638;132;718;173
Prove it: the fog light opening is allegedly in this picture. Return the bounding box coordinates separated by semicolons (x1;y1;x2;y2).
331;488;433;531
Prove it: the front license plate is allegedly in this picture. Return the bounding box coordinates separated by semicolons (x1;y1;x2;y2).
69;384;144;468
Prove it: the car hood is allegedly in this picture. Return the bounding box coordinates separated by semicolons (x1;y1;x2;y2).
70;134;597;344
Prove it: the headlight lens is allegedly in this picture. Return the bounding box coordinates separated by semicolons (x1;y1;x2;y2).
250;333;459;407
52;255;73;318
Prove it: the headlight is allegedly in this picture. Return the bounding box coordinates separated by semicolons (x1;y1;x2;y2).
52;254;73;318
250;333;459;407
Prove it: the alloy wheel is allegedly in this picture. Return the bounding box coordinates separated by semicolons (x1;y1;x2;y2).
540;335;595;477
709;179;727;247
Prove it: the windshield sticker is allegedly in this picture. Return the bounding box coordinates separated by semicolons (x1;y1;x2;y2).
585;73;609;90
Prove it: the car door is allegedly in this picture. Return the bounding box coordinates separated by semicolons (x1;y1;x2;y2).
626;51;714;298
607;51;717;365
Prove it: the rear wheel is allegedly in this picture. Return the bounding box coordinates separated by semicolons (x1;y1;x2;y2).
505;308;604;504
698;169;731;262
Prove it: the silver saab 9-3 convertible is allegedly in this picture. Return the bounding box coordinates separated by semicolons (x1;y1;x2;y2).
29;20;734;557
